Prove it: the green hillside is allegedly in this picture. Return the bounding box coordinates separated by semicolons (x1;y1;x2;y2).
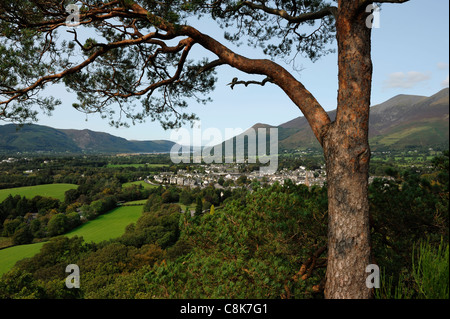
277;88;449;151
0;124;81;153
370;118;449;149
0;124;176;154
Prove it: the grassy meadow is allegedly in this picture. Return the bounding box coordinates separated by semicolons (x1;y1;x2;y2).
122;180;159;189
107;163;169;168
0;242;46;276
0;204;144;276
0;183;78;202
65;205;143;243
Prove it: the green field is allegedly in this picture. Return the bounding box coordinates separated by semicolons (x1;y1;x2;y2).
0;242;45;276
107;163;169;168
122;180;159;189
121;199;148;206
0;183;78;202
65;205;143;243
0;204;144;276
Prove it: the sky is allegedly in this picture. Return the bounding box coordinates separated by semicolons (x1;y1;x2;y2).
30;0;450;144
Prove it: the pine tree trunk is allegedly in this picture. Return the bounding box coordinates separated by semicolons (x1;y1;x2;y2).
323;134;371;299
323;1;373;299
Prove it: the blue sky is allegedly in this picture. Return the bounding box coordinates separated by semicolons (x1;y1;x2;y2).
34;0;449;143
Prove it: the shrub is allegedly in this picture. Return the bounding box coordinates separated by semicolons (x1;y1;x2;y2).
376;239;449;299
412;239;449;299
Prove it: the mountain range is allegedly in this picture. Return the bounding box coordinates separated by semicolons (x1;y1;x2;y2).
230;88;449;152
0;124;175;154
0;88;448;154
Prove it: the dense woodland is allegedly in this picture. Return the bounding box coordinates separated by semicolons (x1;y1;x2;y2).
0;151;448;298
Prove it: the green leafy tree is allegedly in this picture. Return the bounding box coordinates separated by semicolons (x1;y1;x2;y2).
30;218;42;236
120;203;181;248
47;213;68;236
2;218;23;237
0;0;412;298
64;188;80;204
195;196;203;216
369;152;449;296
236;175;248;186
143;184;328;298
12;236;90;283
12;224;33;245
143;194;162;212
179;190;192;206
15;197;32;217
0;268;46;299
66;211;82;230
160;190;171;204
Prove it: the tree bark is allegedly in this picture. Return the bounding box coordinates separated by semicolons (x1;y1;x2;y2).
323;1;373;299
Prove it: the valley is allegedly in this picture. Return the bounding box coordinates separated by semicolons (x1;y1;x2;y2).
0;149;446;280
0;89;447;299
1;89;448;155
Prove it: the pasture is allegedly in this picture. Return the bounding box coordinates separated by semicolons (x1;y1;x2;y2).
107;163;169;168
0;183;78;202
65;205;143;243
122;180;159;189
0;242;45;276
0;204;144;276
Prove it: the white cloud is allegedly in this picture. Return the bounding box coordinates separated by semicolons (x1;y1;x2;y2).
442;75;449;88
437;62;449;70
383;71;431;89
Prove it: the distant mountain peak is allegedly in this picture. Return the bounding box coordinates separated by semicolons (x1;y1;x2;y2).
370;94;427;115
272;89;448;151
251;123;276;130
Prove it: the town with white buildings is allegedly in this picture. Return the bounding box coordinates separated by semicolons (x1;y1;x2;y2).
150;163;327;189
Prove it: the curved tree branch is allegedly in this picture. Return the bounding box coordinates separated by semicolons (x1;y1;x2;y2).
196;59;226;75
173;22;331;145
0;30;186;103
1;1;332;144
